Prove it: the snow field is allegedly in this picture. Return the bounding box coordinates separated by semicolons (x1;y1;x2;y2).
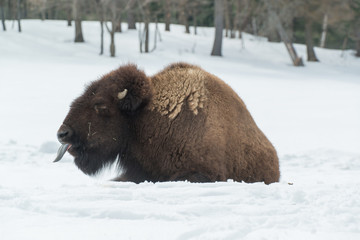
0;20;360;239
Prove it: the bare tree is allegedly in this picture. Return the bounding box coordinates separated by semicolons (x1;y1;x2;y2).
231;0;241;38
90;0;105;54
319;10;328;48
0;0;6;31
23;0;28;18
318;0;353;48
105;0;121;56
114;12;122;32
102;0;130;57
238;0;256;38
185;0;208;35
265;0;304;66
137;0;161;53
140;1;150;52
73;0;84;42
211;0;224;56
17;0;21;32
223;0;253;38
304;17;318;61
36;0;47;20
296;0;320;61
224;0;230;37
352;18;360;57
163;0;170;31
26;0;66;22
179;0;190;33
127;0;136;29
66;2;72;26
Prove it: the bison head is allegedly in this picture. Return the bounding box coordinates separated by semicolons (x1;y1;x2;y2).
54;64;152;175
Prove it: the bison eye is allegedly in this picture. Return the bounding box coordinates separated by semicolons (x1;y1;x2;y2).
94;104;110;116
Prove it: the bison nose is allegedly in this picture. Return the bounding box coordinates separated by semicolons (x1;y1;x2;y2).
57;124;73;143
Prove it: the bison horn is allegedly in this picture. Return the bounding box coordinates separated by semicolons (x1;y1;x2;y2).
118;89;128;100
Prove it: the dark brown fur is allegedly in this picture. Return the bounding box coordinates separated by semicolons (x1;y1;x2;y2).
57;63;280;184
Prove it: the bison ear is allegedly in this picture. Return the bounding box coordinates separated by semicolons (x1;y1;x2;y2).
115;64;152;113
117;87;151;113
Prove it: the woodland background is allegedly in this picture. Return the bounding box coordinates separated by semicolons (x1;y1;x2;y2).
1;0;360;65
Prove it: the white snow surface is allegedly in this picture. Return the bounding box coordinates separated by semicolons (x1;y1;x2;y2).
0;20;360;239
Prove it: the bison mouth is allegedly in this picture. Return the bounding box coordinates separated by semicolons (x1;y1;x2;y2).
54;144;83;162
54;124;116;175
54;144;71;162
54;142;118;175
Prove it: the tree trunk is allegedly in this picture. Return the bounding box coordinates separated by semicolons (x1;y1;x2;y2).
23;0;27;18
100;20;104;55
17;0;21;32
108;20;116;57
224;0;230;37
127;11;136;29
67;7;72;26
144;19;149;53
110;31;115;57
74;19;84;42
1;0;6;31
185;20;190;34
138;22;143;53
211;0;224;56
164;0;171;31
266;1;304;66
193;13;197;35
231;0;240;38
127;0;136;29
115;19;122;33
305;18;319;62
151;19;160;52
104;19;116;57
180;0;190;34
252;17;257;36
73;0;84;42
9;0;17;20
8;0;14;20
319;13;328;48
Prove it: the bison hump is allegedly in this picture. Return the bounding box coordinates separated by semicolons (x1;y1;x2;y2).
150;66;207;119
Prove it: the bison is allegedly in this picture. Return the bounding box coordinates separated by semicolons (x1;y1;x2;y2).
55;63;280;184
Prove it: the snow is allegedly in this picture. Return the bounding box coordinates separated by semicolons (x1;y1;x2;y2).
1;20;360;239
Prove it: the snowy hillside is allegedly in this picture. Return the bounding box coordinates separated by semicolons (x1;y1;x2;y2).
0;20;360;240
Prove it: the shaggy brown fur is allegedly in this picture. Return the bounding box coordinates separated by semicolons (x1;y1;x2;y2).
57;63;280;184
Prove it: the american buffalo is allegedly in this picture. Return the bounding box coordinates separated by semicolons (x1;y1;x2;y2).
55;63;280;184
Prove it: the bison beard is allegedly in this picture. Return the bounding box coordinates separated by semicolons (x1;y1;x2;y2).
55;62;280;184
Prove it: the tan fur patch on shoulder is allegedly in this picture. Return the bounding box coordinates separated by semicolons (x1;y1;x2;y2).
150;67;207;119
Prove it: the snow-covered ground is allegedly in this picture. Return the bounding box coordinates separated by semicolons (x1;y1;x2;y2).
0;20;359;239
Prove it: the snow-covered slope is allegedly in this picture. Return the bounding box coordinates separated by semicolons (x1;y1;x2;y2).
0;20;359;240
